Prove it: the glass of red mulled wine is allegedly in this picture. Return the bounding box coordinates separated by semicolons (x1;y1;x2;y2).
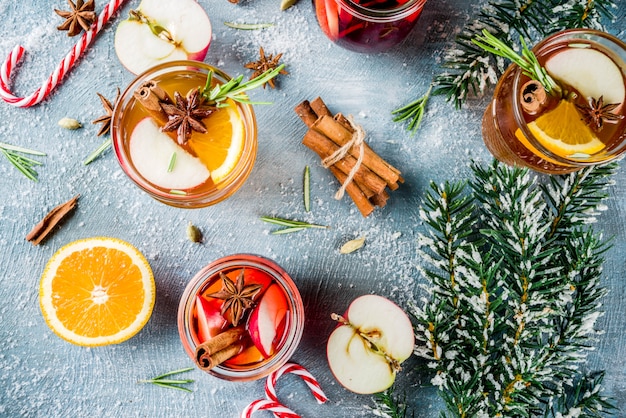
313;0;427;53
177;254;304;381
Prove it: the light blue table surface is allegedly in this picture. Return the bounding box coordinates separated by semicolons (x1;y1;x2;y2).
1;0;625;417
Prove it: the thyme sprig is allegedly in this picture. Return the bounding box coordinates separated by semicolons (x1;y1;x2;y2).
0;141;46;181
260;216;328;234
139;367;194;392
472;29;560;95
201;64;286;106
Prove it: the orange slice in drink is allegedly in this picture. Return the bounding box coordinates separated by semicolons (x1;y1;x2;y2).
527;99;605;158
39;237;155;347
187;98;245;184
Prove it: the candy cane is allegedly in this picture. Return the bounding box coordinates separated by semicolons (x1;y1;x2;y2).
0;0;127;107
240;399;299;418
265;362;328;418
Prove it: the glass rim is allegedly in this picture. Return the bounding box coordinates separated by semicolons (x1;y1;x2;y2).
177;254;305;381
336;0;427;21
511;29;626;166
111;60;258;208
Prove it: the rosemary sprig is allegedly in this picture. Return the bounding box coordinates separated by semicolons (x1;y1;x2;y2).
472;29;560;95
83;137;112;165
260;216;328;234
303;165;311;212
201;64;286;106
391;84;432;133
167;152;177;172
0;141;46;181
139;367;194;392
224;22;274;30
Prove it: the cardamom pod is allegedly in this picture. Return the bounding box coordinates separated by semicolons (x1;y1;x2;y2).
339;236;365;254
186;223;203;243
58;117;82;130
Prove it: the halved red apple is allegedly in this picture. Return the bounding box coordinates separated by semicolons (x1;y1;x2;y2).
248;284;289;358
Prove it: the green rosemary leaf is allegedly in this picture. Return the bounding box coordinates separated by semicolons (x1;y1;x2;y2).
224;22;274;30
83;137;112;165
303;165;311;212
201;65;285;105
391;85;432;134
150;381;193;393
0;142;46;181
151;367;194;380
261;216;328;234
167;152;177;172
270;226;307;235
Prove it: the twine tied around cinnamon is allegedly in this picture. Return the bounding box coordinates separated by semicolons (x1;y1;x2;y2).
321;115;365;200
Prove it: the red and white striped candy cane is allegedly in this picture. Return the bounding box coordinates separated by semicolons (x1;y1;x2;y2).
0;0;127;107
240;399;299;418
266;363;328;405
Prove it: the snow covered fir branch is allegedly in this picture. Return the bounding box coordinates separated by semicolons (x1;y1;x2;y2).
405;161;618;417
393;0;617;132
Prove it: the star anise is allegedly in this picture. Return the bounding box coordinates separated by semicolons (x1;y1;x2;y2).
576;95;624;131
54;0;97;37
160;88;215;144
92;88;120;136
244;47;288;89
208;270;262;327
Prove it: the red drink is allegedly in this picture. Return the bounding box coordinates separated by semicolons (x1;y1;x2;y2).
314;0;427;53
178;255;304;381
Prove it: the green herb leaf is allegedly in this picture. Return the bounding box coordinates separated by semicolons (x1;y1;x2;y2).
0;141;46;181
83;137;112;166
391;84;432;134
303;165;311;212
201;65;286;105
167;152;177;172
139;367;194;392
224;22;274;30
260;216;328;234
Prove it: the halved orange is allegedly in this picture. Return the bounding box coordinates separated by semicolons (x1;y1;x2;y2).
527;99;605;158
187;98;245;184
39;237;155;347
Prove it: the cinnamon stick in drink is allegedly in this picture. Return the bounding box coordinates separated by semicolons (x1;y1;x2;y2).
134;80;171;125
194;325;246;370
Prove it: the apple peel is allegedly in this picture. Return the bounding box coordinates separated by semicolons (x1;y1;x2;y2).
248;284;289;358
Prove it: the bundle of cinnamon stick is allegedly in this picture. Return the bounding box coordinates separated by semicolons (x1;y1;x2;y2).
294;97;403;217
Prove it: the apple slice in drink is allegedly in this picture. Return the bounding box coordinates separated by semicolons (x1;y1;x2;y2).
195;296;228;343
129;117;210;190
114;0;212;75
248;284;289;358
545;47;626;104
326;294;414;394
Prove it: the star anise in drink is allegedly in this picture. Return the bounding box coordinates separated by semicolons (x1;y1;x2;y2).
55;0;97;37
160;88;215;144
576;95;624;131
244;47;288;89
208;270;262;327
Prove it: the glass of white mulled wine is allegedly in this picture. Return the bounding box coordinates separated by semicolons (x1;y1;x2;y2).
111;61;257;208
482;29;626;174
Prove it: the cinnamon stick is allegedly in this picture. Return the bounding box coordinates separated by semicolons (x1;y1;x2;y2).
294;100;318;128
302;129;387;196
329;166;375;217
310;96;333;118
194;325;246;370
196;342;245;371
134;80;171;125
312;115;401;187
26;195;80;246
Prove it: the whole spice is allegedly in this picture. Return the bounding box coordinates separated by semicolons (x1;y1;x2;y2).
92;88;120;136
519;80;548;115
195;325;246;370
25;195;79;245
186;222;203;243
160;88;215;145
576;95;624;131
58;117;82;130
208;270;262;326
54;0;96;37
339;236;365;254
244;47;288;89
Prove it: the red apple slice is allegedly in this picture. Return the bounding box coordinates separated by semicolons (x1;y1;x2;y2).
114;0;212;75
248;284;289;358
195;296;228;343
